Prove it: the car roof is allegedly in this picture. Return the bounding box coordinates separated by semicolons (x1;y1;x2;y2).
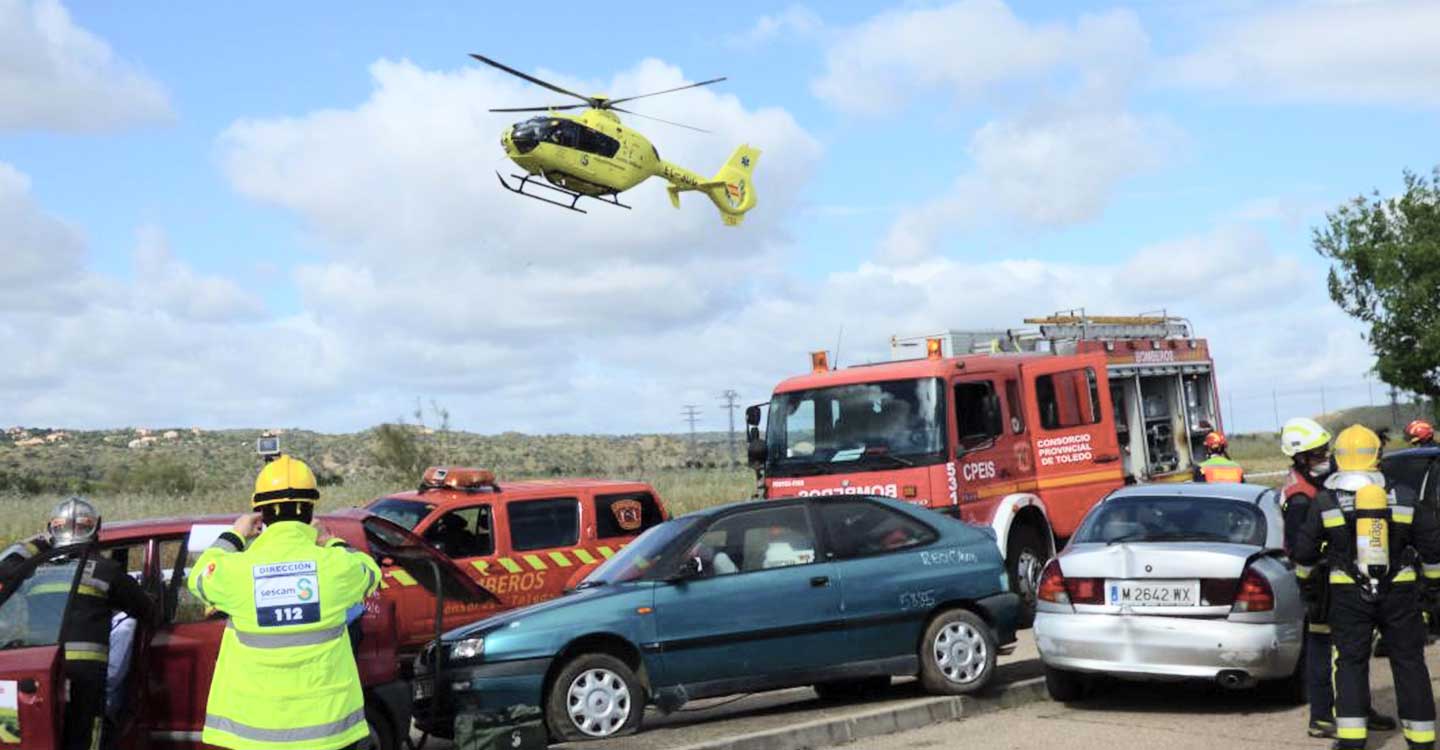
100;510;366;542
376;477;655;508
1105;482;1273;504
1388;447;1440;460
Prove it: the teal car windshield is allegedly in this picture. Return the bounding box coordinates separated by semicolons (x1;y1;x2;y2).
583;517;700;585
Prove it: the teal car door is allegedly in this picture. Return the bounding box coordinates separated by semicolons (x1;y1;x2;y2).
816;498;944;664
651;502;843;692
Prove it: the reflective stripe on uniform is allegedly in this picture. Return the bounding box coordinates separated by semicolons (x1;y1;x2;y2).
194;572;211;604
1331;569;1417;584
66;641;109;662
1393;507;1415;524
211;536;241;553
1322;509;1346;528
1423;562;1440;580
1307;622;1331;634
1403;720;1437;744
204;708;365;744
226;621;347;649
1295;564;1314;580
1336;716;1367;740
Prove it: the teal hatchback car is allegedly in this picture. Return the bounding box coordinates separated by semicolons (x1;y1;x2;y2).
413;495;1019;741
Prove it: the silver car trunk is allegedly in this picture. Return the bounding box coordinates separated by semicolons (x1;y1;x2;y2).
1059;541;1257;616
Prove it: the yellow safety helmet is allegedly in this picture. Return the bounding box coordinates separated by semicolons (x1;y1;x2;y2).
1333;425;1382;473
252;454;320;508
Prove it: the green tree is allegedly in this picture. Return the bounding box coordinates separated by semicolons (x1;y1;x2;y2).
1314;167;1440;417
369;399;452;481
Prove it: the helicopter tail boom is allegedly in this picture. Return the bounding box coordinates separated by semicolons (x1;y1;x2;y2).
662;145;761;227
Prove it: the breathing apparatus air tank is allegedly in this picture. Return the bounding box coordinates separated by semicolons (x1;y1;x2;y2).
1355;483;1390;582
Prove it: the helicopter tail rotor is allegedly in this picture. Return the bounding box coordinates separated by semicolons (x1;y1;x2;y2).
661;145;761;227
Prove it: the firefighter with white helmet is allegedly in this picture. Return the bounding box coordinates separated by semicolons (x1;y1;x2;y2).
1296;425;1440;750
186;455;381;750
0;497;156;750
1281;418;1341;737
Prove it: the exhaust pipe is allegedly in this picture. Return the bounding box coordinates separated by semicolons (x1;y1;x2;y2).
1216;670;1255;690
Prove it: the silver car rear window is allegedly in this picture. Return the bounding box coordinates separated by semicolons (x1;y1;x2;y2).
1073;496;1266;546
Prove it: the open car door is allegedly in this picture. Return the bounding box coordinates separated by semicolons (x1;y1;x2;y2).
0;545;92;749
360;515;500;653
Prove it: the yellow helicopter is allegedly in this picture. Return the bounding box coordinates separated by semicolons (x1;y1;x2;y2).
473;54;761;226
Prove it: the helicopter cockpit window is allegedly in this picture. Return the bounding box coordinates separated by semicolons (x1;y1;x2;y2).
575;126;620;158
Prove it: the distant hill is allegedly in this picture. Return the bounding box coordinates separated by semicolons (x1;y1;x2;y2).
0;426;745;496
1317;403;1436;436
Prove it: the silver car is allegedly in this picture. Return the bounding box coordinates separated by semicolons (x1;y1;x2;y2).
1034;483;1304;701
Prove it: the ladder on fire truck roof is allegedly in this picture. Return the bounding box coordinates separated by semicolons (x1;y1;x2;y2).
892;309;1195;357
1021;308;1193;342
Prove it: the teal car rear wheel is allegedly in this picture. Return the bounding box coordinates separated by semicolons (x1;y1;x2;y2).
546;653;645;742
919;609;997;695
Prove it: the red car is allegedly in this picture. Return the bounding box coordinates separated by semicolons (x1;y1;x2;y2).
0;511;491;750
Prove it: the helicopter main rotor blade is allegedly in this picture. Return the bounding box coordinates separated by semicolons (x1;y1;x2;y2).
470;54;593;106
608;77;727;106
488;105;587;113
612;107;711;133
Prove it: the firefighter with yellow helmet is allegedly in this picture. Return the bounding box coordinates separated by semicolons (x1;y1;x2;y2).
1295;425;1440;750
186;455;381;750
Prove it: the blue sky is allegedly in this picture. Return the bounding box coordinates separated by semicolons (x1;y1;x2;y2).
3;0;1437;434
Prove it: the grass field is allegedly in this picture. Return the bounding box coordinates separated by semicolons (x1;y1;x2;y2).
1;400;1424;546
0;468;758;547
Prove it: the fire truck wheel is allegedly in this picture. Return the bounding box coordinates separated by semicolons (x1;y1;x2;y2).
365;703;398;750
1007;525;1048;628
918;608;996;695
546;653;645;741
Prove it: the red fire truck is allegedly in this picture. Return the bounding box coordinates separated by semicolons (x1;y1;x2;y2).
749;312;1223;621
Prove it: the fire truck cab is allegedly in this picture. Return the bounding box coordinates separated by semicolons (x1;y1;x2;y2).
365;468;669;650
754;313;1222;622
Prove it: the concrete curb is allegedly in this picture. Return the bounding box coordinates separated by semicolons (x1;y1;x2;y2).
669;677;1049;750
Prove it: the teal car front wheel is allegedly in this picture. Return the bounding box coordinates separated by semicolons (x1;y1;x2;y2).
919;609;997;695
546;653;645;741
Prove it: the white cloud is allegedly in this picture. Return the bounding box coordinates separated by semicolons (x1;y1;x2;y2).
879;108;1178;260
131;226;264;323
811;0;1147;115
0;0;172;131
729;6;823;47
0;161;89;310
1166;0;1440;106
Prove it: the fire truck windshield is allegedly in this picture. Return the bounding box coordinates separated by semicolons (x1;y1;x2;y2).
368;497;436;531
766;377;947;477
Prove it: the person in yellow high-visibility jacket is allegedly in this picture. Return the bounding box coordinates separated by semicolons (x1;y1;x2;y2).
187;455;381;750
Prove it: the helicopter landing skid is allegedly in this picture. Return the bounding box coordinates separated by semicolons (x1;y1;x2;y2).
496;172;631;213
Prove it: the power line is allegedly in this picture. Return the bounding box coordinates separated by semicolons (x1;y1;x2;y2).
682;405;701;452
718;390;740;466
